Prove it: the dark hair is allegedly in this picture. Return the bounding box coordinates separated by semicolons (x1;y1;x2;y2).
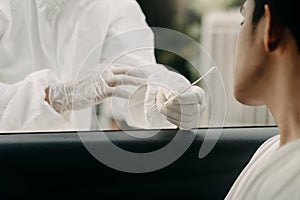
252;0;300;50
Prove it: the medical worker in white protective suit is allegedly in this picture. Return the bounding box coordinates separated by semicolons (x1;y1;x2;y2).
0;0;205;131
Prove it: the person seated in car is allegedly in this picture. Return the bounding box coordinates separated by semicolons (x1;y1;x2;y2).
225;0;300;199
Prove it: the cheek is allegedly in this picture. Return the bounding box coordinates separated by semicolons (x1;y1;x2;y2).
233;28;266;105
234;28;252;90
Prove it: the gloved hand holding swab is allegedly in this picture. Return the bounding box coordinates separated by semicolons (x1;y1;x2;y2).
153;66;216;112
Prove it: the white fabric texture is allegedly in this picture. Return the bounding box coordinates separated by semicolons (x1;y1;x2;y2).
0;0;157;131
226;135;300;200
0;69;73;131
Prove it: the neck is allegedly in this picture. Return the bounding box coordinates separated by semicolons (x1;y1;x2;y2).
270;99;300;146
266;53;300;146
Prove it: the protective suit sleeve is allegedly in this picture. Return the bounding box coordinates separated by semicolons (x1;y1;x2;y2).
100;0;157;66
0;69;73;132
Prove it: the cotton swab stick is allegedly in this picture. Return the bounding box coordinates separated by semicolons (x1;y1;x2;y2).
153;66;217;112
177;67;216;96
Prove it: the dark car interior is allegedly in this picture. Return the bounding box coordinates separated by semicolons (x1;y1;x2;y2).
0;127;278;200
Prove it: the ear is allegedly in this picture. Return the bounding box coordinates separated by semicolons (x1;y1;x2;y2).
263;4;281;52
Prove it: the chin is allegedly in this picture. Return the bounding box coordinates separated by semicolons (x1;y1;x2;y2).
234;86;263;106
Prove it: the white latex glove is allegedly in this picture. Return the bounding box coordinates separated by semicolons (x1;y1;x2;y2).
49;65;145;113
127;66;205;130
146;71;205;130
156;85;205;130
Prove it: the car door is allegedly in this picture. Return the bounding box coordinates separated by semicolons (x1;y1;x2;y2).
0;127;278;199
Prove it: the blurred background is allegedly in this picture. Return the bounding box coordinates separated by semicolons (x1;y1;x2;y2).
94;0;276;130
